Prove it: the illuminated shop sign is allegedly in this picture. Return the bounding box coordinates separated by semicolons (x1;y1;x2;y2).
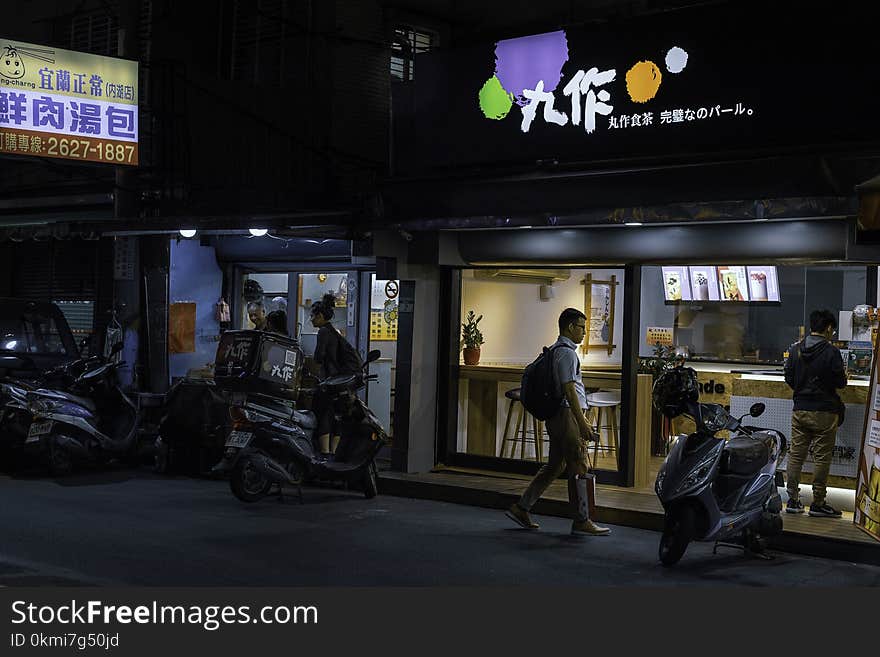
0;38;138;165
477;30;753;135
411;5;878;169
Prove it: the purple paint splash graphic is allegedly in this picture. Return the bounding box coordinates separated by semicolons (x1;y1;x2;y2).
493;30;569;106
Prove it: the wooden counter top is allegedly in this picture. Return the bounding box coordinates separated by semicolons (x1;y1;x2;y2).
459;363;621;384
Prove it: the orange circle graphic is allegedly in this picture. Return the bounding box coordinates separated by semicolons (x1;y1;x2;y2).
626;60;662;103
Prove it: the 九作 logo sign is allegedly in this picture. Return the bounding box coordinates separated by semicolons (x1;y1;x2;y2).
477;30;753;135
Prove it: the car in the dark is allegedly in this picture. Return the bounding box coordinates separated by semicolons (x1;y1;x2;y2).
0;298;80;380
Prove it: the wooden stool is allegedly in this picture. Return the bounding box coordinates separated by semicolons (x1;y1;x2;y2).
498;388;545;462
586;390;621;467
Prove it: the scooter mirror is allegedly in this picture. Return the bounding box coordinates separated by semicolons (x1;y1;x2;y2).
367;349;381;363
749;402;766;417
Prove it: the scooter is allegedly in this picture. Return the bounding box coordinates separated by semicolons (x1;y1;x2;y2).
653;367;787;566
213;350;387;503
13;343;140;475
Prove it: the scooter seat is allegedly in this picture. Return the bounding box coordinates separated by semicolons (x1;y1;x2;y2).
721;436;771;476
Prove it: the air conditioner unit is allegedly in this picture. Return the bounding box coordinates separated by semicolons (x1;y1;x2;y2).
473;269;571;284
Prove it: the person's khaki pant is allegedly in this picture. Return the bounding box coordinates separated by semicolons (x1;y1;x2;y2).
517;406;591;521
786;410;838;506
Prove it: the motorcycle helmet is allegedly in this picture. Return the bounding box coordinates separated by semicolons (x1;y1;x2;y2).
652;366;699;418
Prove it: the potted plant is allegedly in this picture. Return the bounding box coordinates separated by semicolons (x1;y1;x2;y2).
461;310;484;365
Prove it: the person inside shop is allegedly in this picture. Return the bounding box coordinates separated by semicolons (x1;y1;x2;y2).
247;301;267;331
310;292;362;455
783;309;848;518
266;310;288;336
505;308;611;536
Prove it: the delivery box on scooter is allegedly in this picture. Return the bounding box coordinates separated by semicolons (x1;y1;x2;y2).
213;330;304;397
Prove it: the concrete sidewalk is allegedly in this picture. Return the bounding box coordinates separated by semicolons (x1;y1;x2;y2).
378;468;880;565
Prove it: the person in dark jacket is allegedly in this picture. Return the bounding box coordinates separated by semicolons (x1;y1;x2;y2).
783;309;848;517
265;310;288;336
310;293;358;455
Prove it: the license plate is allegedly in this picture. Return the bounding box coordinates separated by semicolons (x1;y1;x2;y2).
225;431;252;448
26;420;53;442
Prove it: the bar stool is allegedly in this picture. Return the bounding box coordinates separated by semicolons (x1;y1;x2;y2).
498;388;545;462
586;390;621;466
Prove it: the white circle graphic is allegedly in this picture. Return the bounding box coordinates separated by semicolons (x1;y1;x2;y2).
665;46;688;74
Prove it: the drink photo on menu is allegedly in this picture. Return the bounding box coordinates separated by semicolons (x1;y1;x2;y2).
717;265;749;301
661;266;691;302
746;266;780;302
688;266;719;301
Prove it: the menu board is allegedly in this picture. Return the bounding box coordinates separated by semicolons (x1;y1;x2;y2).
662;265;780;304
717;266;750;301
688;266;719;301
661;266;691;302
745;266;780;302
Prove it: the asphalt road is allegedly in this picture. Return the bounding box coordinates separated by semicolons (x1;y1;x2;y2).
1;470;879;587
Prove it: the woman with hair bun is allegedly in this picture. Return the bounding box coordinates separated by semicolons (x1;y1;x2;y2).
310;292;361;454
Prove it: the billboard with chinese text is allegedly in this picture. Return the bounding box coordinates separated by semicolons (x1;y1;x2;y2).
0;38;138;165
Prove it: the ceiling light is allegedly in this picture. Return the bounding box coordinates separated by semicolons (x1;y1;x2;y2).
249;228;268;237
178;229;197;238
625;222;643;227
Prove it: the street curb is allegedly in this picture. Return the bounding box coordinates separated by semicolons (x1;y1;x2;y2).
378;474;880;566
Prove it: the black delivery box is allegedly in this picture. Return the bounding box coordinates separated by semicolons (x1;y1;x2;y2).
214;330;304;397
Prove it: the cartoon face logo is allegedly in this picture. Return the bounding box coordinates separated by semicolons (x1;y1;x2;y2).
1;47;24;79
0;43;55;80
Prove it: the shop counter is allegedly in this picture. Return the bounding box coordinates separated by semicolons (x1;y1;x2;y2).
457;363;621;459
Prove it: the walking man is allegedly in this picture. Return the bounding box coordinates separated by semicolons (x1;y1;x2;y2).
784;309;847;517
505;308;611;535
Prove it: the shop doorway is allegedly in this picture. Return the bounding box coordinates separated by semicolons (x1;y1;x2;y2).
237;269;398;449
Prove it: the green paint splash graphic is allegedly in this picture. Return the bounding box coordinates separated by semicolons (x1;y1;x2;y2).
478;75;513;120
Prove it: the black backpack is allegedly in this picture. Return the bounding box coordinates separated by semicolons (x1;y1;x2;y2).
520;343;574;421
335;330;364;374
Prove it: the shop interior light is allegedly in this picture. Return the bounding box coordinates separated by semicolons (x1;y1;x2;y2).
249;228;268;237
625;222;643;227
178;229;197;238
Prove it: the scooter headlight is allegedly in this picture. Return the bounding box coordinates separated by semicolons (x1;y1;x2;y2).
675;452;718;494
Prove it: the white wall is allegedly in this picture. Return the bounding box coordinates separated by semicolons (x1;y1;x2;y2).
460;268;625;366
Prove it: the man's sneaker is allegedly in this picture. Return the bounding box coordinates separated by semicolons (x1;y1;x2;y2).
505;503;539;529
571;519;611;536
785;499;805;514
809;503;843;518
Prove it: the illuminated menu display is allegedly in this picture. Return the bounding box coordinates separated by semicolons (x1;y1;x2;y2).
662;265;779;303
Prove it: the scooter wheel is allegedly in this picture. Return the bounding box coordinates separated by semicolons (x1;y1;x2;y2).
362;465;378;499
47;438;74;477
659;506;695;567
230;458;272;503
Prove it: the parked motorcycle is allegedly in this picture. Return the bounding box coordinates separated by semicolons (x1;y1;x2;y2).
652;366;787;566
209;330;387;503
6;343;140;475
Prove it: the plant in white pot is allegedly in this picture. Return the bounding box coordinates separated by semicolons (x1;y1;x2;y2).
461;310;484;365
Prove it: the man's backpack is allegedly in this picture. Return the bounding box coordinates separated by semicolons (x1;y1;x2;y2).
520;343;574;421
